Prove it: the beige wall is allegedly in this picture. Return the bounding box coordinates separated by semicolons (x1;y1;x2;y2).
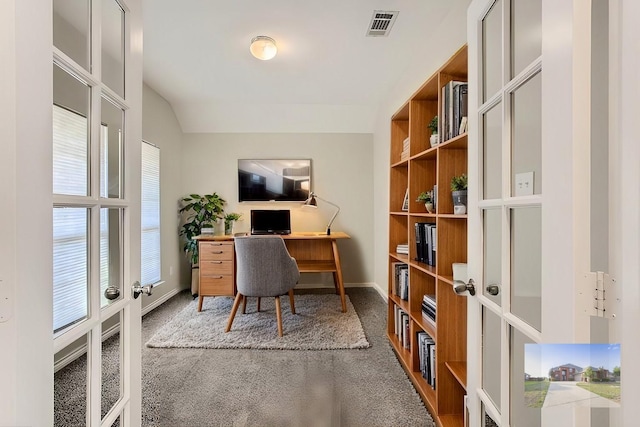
372;1;472;295
141;83;186;308
180;132;375;288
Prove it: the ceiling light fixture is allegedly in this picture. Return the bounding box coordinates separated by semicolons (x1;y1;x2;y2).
250;36;277;60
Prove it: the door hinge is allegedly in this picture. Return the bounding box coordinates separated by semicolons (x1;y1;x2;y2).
579;271;618;319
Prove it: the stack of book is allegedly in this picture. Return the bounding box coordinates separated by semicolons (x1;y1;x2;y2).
414;223;436;266
396;243;409;255
394;305;411;350
417;331;436;388
400;137;410;161
392;262;409;300
422;294;436;324
441;80;468;141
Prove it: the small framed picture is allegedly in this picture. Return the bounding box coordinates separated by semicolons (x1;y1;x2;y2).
402;189;409;211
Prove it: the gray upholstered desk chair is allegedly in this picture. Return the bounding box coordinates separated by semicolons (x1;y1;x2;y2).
225;235;300;337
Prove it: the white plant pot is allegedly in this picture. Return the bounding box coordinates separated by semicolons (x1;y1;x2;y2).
430;134;439;147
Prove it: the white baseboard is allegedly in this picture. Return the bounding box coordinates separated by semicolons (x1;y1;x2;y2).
142;287;181;316
295;282;388;302
54;288;181;373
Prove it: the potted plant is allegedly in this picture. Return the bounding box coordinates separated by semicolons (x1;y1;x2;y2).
416;191;434;213
178;193;226;266
450;173;468;214
428;115;439;147
224;212;243;235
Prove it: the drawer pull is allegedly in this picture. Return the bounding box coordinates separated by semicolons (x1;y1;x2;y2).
213;275;223;279
211;251;223;254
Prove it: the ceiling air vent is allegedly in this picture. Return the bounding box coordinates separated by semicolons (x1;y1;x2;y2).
366;10;399;37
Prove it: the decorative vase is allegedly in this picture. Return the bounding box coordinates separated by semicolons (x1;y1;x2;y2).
425;202;434;213
224;220;235;236
430;134;439;147
452;190;467;214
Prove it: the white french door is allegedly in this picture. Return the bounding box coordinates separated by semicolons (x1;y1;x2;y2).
466;0;596;426
52;0;143;426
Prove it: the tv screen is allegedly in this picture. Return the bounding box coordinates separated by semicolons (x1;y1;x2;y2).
238;159;311;202
250;210;291;235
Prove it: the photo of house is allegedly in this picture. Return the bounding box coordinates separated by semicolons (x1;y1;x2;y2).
549;363;583;381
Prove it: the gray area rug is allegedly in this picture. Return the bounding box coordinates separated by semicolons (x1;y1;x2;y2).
146;294;370;350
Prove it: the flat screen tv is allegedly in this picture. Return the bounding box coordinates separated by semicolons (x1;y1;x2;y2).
238;159;311;202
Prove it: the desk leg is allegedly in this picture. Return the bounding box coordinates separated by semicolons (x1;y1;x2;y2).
331;240;347;313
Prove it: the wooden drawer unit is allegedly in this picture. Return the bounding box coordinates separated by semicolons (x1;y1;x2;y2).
199;275;234;296
200;242;234;261
197;241;235;312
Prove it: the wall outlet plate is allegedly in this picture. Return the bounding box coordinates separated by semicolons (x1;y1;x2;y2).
515;172;534;196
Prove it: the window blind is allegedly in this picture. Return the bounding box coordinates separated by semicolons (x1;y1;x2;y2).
141;141;161;285
53;105;90;332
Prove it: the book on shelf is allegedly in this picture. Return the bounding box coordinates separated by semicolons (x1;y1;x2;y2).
414;223;436;266
422;294;436;322
392;262;409;300
417;331;436;388
441;80;468;141
396;243;409;255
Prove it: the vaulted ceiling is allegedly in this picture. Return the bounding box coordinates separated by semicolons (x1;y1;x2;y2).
142;0;470;133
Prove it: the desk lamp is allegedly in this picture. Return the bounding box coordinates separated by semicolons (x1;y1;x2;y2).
302;192;340;235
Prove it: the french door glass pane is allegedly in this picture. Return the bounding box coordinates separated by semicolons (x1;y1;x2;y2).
101;208;122;307
102;0;125;98
511;327;541;426
482;0;502;102
483;307;502;411
483;102;502;200
482;402;499;427
141;142;161;285
510;206;542;330
511;0;542;78
54;334;88;427
511;72;542;197
102;312;123;419
101;97;124;199
483;209;502;305
53;207;88;332
53;65;90;197
53;0;90;70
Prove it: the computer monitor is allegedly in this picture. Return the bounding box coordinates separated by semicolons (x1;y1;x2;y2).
250;210;291;235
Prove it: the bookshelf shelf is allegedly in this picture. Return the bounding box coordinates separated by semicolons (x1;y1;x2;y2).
446;361;467;390
388;44;468;427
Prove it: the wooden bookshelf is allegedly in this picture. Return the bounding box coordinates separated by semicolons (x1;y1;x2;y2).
387;44;468;427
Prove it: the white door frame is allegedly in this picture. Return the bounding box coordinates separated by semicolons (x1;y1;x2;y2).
610;0;640;424
0;2;54;425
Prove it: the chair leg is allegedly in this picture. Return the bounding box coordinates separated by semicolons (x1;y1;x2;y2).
242;295;247;314
257;297;261;312
198;295;204;312
275;296;283;337
288;289;296;315
225;293;244;333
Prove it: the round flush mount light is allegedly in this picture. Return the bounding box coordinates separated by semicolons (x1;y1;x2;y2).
250;36;277;60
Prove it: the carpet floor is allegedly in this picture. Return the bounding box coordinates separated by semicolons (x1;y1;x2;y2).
55;287;434;427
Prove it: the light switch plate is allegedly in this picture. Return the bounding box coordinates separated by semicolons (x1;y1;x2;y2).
515;172;534;196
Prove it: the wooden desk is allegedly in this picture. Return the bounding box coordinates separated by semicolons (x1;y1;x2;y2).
196;232;350;312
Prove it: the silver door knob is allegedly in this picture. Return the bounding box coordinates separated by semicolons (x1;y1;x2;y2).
453;278;476;296
104;286;120;300
132;281;153;299
486;284;500;296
